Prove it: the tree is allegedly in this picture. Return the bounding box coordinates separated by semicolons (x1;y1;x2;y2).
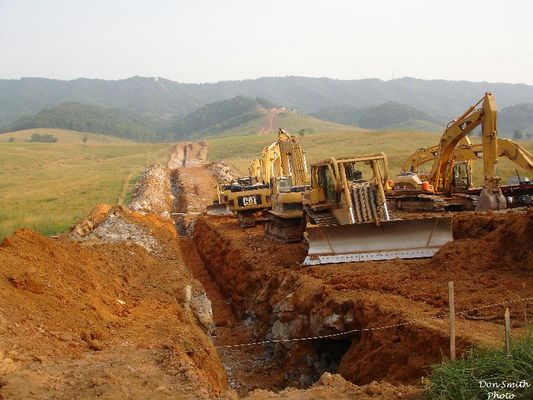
526;132;533;139
82;134;88;144
513;130;523;139
8;137;15;143
30;133;42;142
298;129;305;139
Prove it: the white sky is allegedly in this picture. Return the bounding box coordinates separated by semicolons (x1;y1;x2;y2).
0;0;532;84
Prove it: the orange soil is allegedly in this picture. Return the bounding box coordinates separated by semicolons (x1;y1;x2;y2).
0;209;227;399
193;210;532;387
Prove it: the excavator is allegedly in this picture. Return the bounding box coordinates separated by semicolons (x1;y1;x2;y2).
206;159;264;216
396;137;533;209
224;128;311;231
264;129;310;242
392;92;511;211
225;132;290;226
302;153;452;265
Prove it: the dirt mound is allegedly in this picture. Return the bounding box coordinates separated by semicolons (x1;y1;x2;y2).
207;160;240;184
445;209;532;271
0;210;227;398
128;163;174;217
245;373;420;399
168;141;209;169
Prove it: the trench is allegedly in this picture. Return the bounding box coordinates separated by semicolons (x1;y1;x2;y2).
168;163;527;395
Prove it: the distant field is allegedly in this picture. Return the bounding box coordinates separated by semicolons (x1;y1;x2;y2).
208;129;533;186
0;129;172;240
201;110;361;138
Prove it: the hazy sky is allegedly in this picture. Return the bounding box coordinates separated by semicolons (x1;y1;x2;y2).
1;0;532;84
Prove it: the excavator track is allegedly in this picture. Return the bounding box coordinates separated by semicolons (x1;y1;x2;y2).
264;213;304;243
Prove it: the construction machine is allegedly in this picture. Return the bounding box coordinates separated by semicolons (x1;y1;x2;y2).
207;159;265;216
264;129;310;242
225;136;287;226
302;153;452;265
392;92;508;211
397;137;533;208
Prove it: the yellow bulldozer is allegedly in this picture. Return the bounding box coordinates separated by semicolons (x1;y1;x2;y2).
302;153;452;265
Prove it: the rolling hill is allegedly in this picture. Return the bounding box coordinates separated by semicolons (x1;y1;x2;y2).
499;103;533;137
3;102;163;141
2;76;533;130
312;101;441;131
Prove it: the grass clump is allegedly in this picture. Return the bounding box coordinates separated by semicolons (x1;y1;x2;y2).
426;334;533;399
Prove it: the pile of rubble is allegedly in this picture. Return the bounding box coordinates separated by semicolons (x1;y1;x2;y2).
207;160;241;184
128;163;173;218
167;141;209;169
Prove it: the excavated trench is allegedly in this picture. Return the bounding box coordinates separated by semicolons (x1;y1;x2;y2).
169;159;533;395
189;217;461;391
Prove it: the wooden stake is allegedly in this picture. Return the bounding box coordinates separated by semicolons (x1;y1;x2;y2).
504;307;511;357
448;281;456;361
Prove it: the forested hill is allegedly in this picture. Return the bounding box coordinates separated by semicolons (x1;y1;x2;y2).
312;101;440;130
3;102;163;141
168;96;278;138
2;76;533;129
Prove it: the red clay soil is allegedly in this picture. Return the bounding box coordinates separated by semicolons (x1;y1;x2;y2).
193;210;532;388
0;210;227;399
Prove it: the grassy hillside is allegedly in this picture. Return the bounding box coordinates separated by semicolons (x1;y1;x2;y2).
208;129;533;186
0;129;172;239
207;110;360;138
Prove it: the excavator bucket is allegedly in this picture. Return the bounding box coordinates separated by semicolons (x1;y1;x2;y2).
303;217;452;266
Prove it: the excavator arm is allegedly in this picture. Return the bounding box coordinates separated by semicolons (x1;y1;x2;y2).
403;138;532;179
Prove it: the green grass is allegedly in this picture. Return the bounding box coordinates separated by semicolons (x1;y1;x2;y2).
426;334;533;400
207;129;533;186
0;129;173;240
201;110;360;138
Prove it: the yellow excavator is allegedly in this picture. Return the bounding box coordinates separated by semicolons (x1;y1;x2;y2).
396;137;533;209
225;133;289;226
302;153;452;265
206;159;264;216
264;129;310;242
392;92;510;211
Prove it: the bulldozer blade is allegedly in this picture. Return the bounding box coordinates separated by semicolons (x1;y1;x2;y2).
304;217;452;266
206;204;233;216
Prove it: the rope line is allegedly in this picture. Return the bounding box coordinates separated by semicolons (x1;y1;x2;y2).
216;296;533;349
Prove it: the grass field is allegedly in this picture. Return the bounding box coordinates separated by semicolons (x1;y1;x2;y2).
1;126;531;240
208;128;533;186
0;129;173;240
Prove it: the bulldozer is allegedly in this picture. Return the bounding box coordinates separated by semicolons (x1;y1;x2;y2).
391;92;511;211
302;153;452;265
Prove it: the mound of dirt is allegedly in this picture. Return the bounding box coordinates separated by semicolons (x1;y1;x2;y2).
0;209;227;398
207;160;240;184
128;163;174;217
245;373;421;400
167;141;209;169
